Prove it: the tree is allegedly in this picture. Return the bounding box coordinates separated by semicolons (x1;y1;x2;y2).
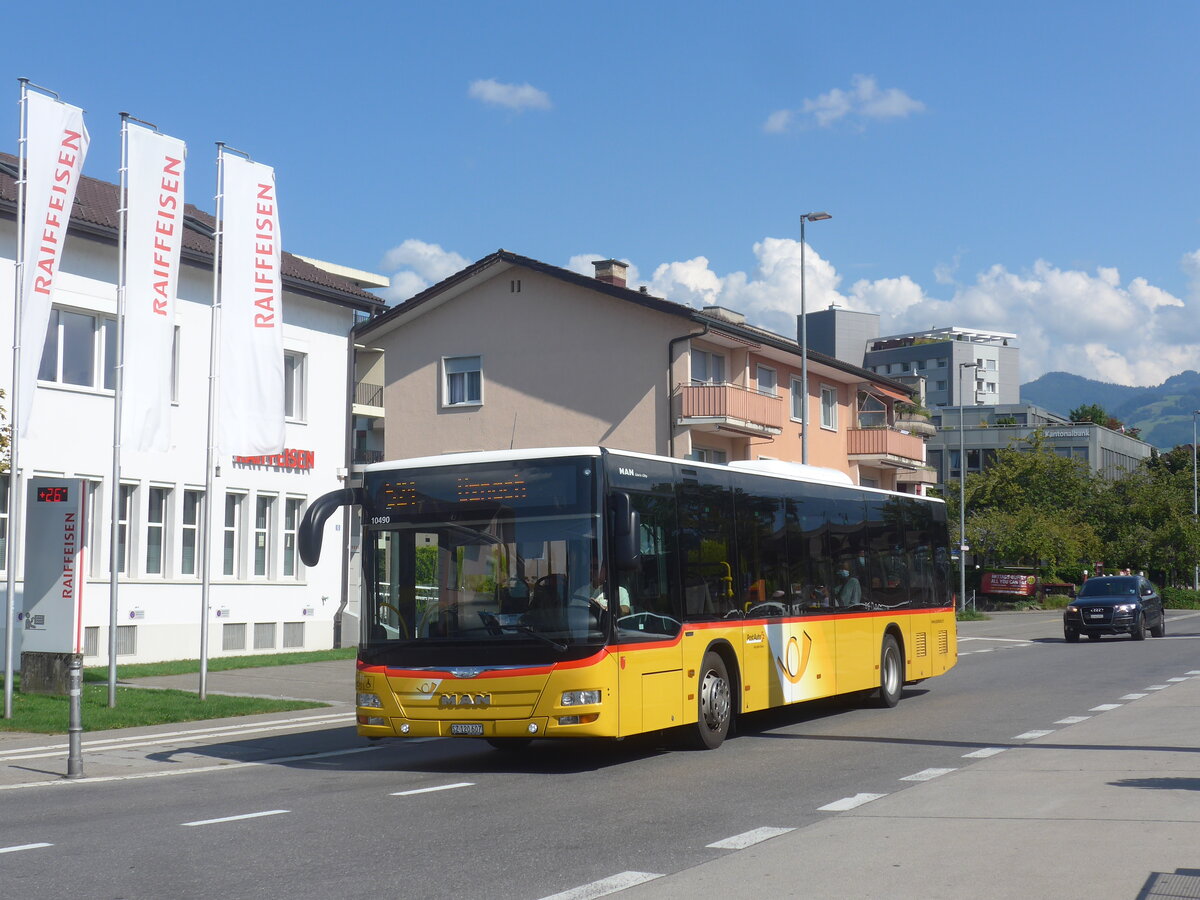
1070;403;1109;426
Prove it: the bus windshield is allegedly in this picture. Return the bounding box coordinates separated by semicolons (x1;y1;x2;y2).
361;456;604;666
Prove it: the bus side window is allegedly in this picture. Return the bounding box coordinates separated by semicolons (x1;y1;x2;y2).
618;489;683;640
677;476;738;619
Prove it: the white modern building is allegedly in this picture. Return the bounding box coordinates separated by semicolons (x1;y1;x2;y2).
0;153;385;665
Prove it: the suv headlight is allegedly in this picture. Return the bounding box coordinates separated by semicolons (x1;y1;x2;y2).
1066;605;1078;614
561;690;601;706
1115;603;1136;612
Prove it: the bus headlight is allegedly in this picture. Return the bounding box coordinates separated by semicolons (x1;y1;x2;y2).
561;690;601;706
357;692;383;708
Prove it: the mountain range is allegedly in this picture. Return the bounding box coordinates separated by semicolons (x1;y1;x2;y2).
1019;370;1200;450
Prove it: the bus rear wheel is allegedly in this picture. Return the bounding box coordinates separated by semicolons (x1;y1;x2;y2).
686;651;732;750
876;634;904;708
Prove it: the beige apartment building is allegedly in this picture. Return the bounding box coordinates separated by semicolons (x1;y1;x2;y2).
354;251;930;491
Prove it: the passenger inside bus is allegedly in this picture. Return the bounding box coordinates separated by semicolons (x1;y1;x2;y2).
834;560;863;607
576;562;630;616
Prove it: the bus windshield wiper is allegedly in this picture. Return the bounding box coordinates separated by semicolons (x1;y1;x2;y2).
502;623;568;653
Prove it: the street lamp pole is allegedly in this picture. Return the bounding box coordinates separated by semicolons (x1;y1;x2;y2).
958;362;978;610
1193;410;1199;590
798;211;832;465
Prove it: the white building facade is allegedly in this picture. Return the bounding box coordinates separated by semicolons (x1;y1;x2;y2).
0;155;384;665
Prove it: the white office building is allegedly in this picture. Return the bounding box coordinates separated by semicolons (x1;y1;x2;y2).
0;153;385;665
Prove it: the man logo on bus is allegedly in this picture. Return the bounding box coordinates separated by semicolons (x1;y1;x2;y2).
776;631;813;684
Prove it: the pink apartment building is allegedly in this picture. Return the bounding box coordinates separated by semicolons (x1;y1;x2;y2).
354;251;931;492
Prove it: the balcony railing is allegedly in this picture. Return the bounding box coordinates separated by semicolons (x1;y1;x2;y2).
354;381;383;407
675;382;784;434
846;427;925;465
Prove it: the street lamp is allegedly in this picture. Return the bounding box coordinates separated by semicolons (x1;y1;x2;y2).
958;362;978;610
798;211;832;465
1193;410;1199;590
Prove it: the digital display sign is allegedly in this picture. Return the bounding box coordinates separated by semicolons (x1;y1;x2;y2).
36;486;69;503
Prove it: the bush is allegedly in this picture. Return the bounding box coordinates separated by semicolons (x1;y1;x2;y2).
1161;586;1200;609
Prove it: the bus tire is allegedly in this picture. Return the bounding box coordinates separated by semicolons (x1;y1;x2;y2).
876;634;903;708
686;651;732;750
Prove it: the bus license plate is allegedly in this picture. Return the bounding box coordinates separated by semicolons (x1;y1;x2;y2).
451;723;484;736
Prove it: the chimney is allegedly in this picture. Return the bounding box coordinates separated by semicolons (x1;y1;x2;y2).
592;258;628;288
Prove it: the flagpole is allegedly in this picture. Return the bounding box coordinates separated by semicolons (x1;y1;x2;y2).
4;79;30;720
200;144;227;701
108;113;131;707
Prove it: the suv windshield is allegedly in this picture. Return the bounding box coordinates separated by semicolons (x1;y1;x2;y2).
1078;577;1139;597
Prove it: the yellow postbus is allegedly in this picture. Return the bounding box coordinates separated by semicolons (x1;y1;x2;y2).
300;447;957;750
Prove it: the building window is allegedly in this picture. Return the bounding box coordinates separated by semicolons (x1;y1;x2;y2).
986;359;997;370
222;622;246;652
986;382;997;393
254;495;274;578
116;484;135;575
755;364;777;397
39;308;117;389
283;497;304;578
146;487;169;576
0;475;7;572
790;377;805;421
284;351;307;420
820;386;838;430
686;448;728;465
223;493;244;577
858;391;887;428
171;326;181;404
282;621;305;649
935;380;947;391
181;490;203;577
254;622;277;650
691;349;726;385
443;355;482;406
937;359;947;368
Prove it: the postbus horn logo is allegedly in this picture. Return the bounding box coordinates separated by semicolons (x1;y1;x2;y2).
776;631;813;684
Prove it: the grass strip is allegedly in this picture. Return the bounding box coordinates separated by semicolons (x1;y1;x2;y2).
81;646;357;682
0;679;325;734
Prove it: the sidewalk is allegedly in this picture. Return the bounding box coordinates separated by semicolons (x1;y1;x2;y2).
619;670;1200;900
0;660;357;787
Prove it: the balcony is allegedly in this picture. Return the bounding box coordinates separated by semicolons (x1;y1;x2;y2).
675;383;784;437
353;381;384;417
846;427;925;469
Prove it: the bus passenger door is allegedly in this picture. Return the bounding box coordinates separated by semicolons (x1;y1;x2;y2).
614;489;684;736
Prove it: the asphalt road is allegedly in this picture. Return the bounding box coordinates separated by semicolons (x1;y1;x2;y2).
4;610;1199;900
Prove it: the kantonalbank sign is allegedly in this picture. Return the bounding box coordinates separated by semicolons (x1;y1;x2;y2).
231;448;315;471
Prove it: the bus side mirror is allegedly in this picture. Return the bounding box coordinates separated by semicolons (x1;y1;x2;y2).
612;492;641;572
299;487;363;567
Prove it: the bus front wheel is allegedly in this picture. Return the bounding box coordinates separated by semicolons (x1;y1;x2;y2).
876;634;904;708
686;651;732;750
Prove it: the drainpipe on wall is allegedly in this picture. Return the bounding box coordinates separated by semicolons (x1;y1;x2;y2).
667;322;710;458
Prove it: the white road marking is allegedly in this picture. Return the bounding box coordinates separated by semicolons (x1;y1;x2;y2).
1120;694;1148;700
962;747;1006;759
182;809;289;827
391;782;474;796
958;637;1033;643
1168;677;1190;682
1146;685;1171;691
0;745;379;791
818;793;887;812
900;767;956;782
1188;671;1200;675
1090;704;1122;712
973;648;994;653
706;827;794;849
1055;716;1091;724
1012;730;1054;740
538;871;664;899
0;842;52;854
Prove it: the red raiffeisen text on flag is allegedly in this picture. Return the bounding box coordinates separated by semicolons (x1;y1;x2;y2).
18;91;89;438
122;124;186;453
217;154;284;457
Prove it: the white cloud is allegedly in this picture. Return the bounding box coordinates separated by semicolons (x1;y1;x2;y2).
468;78;552;111
379;235;1200;387
767;74;925;132
379;239;470;303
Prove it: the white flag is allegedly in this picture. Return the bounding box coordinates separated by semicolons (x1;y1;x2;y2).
18;92;89;437
217;153;285;456
121;124;186;452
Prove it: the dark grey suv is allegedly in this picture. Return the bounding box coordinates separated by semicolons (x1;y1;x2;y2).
1063;576;1166;642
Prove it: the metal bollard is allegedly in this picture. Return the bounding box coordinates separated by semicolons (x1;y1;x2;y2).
66;655;83;779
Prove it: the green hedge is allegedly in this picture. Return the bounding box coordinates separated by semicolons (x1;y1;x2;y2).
1161;587;1200;609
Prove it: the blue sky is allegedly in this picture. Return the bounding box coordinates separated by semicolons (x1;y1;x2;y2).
9;1;1200;386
